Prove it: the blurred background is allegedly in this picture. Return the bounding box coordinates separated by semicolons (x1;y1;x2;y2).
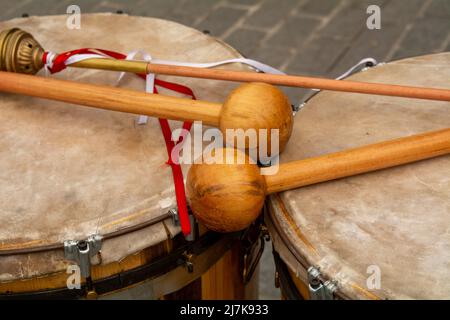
1;0;448;299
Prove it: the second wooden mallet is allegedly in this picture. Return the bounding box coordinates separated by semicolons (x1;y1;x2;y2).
187;128;450;232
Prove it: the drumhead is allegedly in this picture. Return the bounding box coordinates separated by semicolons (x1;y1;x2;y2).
0;13;247;281
268;53;450;299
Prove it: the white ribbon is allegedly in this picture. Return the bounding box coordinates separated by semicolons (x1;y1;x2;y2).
117;50;155;124
65;53;109;65
148;57;286;75
43;52;57;70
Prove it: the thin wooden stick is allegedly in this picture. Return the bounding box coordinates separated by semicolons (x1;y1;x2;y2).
146;63;450;102
69;59;450;102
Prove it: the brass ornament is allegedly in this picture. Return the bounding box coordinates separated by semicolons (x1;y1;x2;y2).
0;28;45;75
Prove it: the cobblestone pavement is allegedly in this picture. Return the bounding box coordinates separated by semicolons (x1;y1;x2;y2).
1;0;449;299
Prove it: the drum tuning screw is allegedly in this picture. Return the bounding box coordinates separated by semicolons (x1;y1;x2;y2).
77;240;88;251
84;277;98;300
309;278;321;289
86;290;98;300
64;235;103;279
307;266;337;300
182;251;194;273
169;208;180;226
307;266;321;281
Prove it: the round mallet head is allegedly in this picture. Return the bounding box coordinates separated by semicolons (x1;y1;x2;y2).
219;82;293;156
0;28;44;74
187;148;266;233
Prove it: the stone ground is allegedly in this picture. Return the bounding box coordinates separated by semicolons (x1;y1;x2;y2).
1;0;449;299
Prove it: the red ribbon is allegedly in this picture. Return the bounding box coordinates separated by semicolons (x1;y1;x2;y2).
43;49;195;236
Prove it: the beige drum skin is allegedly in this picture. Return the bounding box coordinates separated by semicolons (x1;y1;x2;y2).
267;53;450;300
0;13;256;300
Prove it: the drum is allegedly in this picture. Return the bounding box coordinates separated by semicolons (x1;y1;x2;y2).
0;13;258;299
267;53;450;300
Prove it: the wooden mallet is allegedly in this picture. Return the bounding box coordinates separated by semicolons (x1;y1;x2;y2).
0;71;293;154
1;28;450;102
187;128;450;232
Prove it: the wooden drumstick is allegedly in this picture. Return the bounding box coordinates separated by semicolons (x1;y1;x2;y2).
187;128;450;232
1;28;450;102
0;71;293;154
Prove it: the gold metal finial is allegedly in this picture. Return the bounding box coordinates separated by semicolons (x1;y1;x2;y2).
0;28;45;75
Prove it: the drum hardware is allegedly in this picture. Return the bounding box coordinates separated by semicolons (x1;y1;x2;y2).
170;207;196;242
181;251;195;273
170;207;197;271
0;71;294;155
187;128;450;232
295;57;379;113
307;267;338;300
2;28;450;102
64;235;103;279
0;212;172;256
64;234;103;299
1;231;236;299
335;58;379;80
170;207;181;226
185;214;196;242
240;218;270;285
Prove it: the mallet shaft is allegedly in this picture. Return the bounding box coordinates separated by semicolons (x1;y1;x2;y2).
0;71;222;126
265;128;450;194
